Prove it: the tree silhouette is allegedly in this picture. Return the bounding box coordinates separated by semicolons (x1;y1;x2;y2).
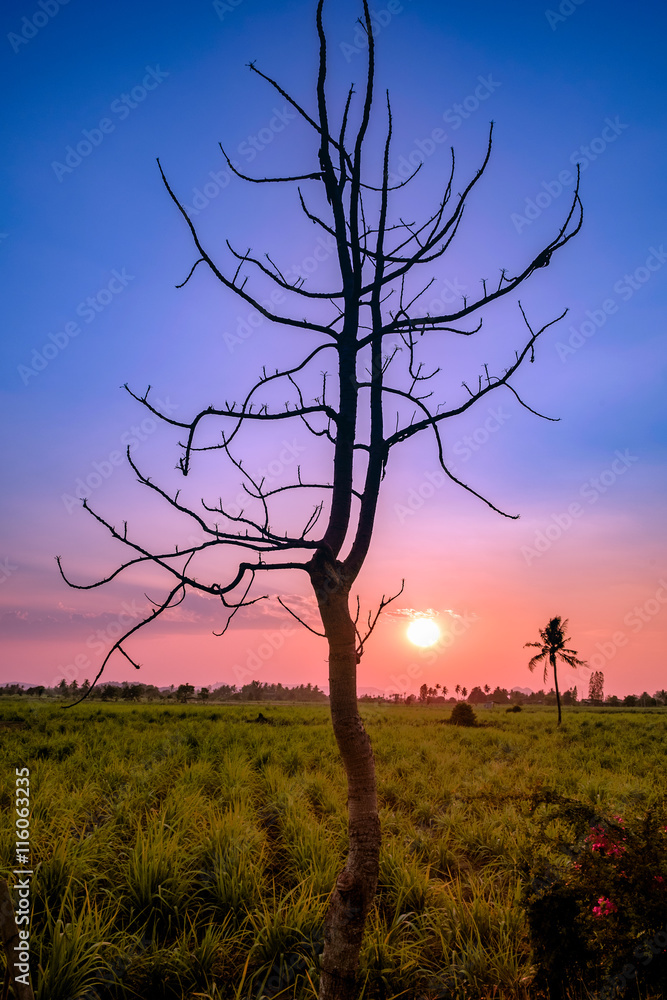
176;683;194;704
57;1;581;993
588;670;604;704
525;617;586;725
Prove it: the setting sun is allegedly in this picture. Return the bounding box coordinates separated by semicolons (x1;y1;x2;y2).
406;619;441;648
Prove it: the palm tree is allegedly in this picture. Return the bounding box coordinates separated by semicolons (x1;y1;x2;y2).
525;616;586;726
455;684;461;700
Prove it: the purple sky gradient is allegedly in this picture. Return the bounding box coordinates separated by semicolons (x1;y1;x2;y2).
1;0;666;697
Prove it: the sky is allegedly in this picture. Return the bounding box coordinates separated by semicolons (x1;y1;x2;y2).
1;0;666;698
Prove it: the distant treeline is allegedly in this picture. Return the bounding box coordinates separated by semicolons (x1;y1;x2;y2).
0;678;329;703
1;678;665;706
413;683;666;708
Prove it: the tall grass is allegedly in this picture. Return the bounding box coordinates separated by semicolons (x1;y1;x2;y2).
1;701;666;998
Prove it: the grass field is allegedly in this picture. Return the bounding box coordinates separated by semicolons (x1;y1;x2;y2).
1;701;666;999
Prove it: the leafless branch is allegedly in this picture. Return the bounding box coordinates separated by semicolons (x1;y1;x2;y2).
65;581;187;705
276;595;326;637
355;580;405;658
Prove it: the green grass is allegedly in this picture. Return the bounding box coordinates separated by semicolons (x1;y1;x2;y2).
1;701;666;998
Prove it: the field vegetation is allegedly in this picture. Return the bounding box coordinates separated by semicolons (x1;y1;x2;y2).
1;701;666;999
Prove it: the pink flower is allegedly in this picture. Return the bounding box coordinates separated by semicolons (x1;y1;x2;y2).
654;875;665;884
592;896;618;918
585;825;626;857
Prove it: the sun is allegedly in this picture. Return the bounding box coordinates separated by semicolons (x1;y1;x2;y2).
406;619;441;648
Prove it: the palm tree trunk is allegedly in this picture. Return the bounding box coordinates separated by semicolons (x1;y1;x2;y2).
551;652;562;726
313;568;380;1000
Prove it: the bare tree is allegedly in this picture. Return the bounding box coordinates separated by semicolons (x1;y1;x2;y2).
58;1;581;995
526;617;587;725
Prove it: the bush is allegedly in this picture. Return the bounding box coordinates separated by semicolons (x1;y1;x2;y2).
506;704;522;713
523;804;667;998
449;702;477;727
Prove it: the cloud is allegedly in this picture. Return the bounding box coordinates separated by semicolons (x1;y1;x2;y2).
228;593;320;628
0;587;314;641
385;607;466;621
161;606;204;624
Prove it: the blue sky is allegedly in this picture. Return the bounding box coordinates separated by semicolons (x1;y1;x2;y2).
1;0;666;696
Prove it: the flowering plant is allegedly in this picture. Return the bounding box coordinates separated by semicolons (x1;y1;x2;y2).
592;896;618;919
523;802;667;998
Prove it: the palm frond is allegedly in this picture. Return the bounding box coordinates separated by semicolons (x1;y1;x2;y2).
559;652;586;668
527;651;547;672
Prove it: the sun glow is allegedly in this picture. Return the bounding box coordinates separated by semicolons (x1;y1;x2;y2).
406;619;441;648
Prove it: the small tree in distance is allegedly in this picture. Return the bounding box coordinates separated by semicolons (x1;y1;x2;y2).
176;683;194;703
58;2;582;994
589;669;604;703
525;617;587;726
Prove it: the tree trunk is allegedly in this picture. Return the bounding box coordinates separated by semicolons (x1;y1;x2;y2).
552;654;562;726
312;561;380;1000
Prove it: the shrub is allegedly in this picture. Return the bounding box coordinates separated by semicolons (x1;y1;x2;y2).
449;702;477;727
523;804;667;998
